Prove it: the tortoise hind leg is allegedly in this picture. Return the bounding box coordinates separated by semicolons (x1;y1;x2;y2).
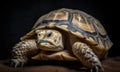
10;39;39;67
72;42;104;72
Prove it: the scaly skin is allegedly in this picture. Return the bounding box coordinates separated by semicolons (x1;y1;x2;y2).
10;39;39;67
72;42;104;72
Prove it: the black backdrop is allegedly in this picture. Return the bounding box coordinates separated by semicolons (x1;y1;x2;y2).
1;0;119;59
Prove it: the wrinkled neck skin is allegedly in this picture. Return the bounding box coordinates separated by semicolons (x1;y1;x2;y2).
35;29;64;51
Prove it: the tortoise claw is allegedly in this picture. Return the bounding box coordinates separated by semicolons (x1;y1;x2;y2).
87;65;104;72
10;59;27;68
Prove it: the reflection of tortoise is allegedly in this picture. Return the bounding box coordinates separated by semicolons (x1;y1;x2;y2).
10;8;113;72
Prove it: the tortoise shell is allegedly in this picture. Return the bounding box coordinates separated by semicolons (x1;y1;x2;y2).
20;8;113;58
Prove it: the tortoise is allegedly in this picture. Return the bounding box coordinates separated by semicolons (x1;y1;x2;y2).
10;8;113;72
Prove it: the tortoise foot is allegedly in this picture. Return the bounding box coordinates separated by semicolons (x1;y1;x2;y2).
87;65;104;72
10;59;27;68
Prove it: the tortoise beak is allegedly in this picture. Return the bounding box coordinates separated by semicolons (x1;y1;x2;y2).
37;40;54;46
37;40;62;51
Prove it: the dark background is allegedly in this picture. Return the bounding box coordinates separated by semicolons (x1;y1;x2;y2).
1;0;119;59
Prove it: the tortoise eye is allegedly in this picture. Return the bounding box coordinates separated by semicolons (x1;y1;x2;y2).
38;34;41;36
38;31;44;36
47;32;52;37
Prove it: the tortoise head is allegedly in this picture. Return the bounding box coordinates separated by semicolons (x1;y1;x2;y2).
35;29;64;51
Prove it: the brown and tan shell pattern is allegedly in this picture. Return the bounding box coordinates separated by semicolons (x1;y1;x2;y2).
20;8;113;58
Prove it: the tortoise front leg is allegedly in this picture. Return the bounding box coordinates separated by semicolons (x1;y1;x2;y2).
10;39;39;67
72;42;104;72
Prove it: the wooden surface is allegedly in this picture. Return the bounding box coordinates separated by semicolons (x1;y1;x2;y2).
0;57;120;72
